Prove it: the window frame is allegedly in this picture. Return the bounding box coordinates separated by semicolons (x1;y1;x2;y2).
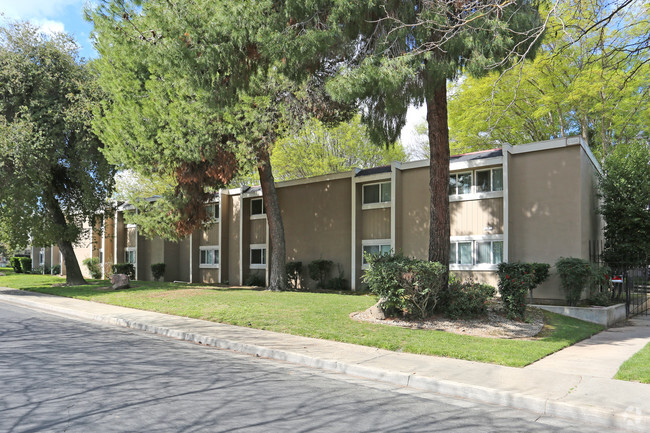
475;168;504;193
199;245;220;269
249;243;267;269
124;247;136;265
250;198;266;219
449;171;473;196
361;239;392;269
362;181;391;209
38;248;45;266
449;236;504;270
205;203;220;222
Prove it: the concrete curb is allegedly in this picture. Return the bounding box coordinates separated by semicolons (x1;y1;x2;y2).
1;292;648;432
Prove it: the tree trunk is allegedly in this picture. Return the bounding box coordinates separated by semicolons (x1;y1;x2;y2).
426;80;451;290
45;192;87;286
58;239;87;286
257;148;287;291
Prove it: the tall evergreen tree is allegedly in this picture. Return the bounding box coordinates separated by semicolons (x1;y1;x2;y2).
0;22;115;285
284;1;543;286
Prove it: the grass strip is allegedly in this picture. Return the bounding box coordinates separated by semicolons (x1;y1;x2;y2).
615;342;650;384
0;268;603;367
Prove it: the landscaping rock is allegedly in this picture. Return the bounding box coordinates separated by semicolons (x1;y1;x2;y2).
366;299;387;320
110;273;130;290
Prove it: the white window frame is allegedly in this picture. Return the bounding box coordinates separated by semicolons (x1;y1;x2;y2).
126;223;137;229
475;168;504;193
449;171;473;196
449;235;504;271
199;245;220;268
250;198;266;219
99;248;104;266
124;247;136;265
362;181;391;210
361;239;392;269
38;248;45;266
250;244;266;269
205;203;220;222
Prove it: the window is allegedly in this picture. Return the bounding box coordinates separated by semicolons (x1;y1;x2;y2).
361;240;392;268
206;203;219;221
450;242;473;265
99;248;104;265
125;248;136;264
38;248;45;266
250;244;266;269
251;198;265;217
477;241;503;265
476;168;503;193
362;182;391;206
449;172;472;195
200;246;220;268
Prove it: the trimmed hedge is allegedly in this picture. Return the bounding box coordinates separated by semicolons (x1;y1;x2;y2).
308;259;333;289
363;253;446;319
444;277;495;319
112;263;135;279
18;257;32;274
10;257;22;273
497;262;550;320
151;263;166;281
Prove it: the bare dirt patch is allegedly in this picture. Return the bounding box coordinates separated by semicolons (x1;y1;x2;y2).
351;304;544;339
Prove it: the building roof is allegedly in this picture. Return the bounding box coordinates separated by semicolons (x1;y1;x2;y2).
355;165;392;177
450;148;502;163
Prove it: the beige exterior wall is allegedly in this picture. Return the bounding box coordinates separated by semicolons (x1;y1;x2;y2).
579;150;603;259
200;268;219;284
249;219;266;244
279;177;352;289
227;195;241;285
450;198;503;236
452;270;499;287
72;225;93;279
126;227;137;248
398;167;429;260
200;224;219;246
361;207;391;240
508;145;585;300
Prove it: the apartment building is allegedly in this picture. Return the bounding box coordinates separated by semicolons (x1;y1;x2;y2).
58;136;603;303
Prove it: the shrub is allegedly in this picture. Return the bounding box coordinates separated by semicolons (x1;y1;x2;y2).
51;264;61;275
245;273;265;287
286;261;302;289
444;277;495;319
151;263;166;281
33;265;51;274
497;262;550;320
83;257;102;279
10;257;22;273
111;263;135;280
18;257;32;274
363;253;446;319
308;259;333;289
556;257;592;306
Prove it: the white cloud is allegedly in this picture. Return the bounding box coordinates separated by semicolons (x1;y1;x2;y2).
31;18;65;36
0;0;79;19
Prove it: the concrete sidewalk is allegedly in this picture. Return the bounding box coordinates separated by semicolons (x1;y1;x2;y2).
1;287;649;432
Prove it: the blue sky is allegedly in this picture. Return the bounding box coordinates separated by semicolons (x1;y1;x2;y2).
0;0;97;59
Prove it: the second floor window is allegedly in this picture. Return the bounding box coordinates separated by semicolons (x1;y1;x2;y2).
363;181;391;205
251;198;265;216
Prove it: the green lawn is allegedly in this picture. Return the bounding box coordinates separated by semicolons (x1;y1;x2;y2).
0;268;604;367
615;342;650;384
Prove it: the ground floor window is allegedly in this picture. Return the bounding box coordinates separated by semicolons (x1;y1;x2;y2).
124;248;136;264
450;238;503;269
38;248;45;266
200;246;220;268
362;239;392;269
250;244;266;269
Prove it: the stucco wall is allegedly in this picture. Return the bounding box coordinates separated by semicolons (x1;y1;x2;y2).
278;177;352;289
398;167;429;260
361;207;391;240
450;198;503;236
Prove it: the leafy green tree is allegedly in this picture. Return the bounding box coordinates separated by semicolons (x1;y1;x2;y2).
92;0;350;290
0;22;114;285
288;1;543;287
270;116;408;182
598;140;650;271
448;3;649;157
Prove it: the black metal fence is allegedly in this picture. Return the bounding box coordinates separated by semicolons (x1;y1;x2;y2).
588;240;649;318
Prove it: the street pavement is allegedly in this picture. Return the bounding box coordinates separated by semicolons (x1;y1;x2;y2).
1;287;649;431
0;302;614;433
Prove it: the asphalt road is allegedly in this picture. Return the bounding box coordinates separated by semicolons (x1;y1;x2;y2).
0;302;617;433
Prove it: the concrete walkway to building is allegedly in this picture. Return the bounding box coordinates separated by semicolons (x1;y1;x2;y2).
1;287;649;432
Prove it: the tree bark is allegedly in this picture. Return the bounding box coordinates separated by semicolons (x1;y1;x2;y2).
426;80;451;290
257;148;287;291
45;192;87;286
